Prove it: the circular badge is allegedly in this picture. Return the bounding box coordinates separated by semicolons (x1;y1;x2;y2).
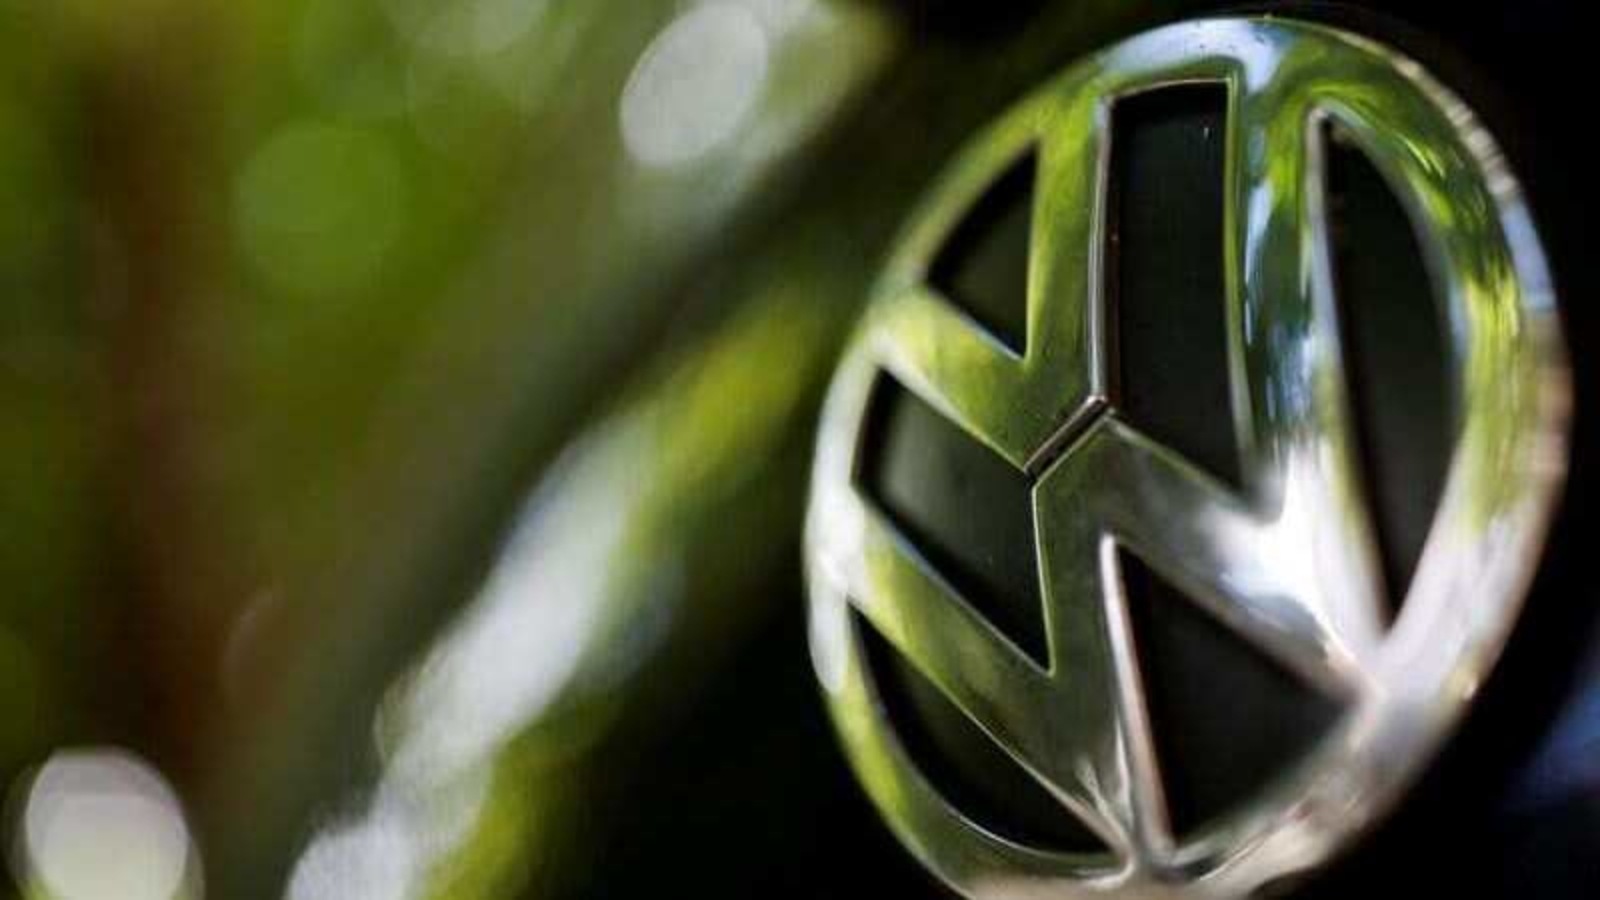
805;17;1569;897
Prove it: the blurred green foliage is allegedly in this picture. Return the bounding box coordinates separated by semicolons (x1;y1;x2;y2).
1;0;898;894
0;0;1173;895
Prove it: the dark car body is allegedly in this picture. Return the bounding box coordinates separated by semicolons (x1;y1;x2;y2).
0;1;1595;897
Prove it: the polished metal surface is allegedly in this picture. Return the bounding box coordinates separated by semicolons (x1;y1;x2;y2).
805;17;1570;898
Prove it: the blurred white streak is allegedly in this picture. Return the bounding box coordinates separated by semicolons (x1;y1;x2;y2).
289;419;670;895
285;764;489;900
13;749;199;900
388;430;640;785
286;813;415;900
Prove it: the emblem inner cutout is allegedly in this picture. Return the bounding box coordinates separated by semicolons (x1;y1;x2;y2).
804;17;1569;898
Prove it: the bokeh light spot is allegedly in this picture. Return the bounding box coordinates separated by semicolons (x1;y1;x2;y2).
620;3;770;169
296;2;412;121
12;748;198;900
383;0;550;59
235;122;407;298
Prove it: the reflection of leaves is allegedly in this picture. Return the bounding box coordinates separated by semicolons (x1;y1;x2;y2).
1241;30;1564;534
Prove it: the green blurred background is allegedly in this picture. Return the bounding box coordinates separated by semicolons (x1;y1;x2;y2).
0;1;1178;896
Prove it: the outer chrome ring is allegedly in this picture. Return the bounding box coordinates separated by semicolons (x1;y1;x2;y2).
805;17;1570;898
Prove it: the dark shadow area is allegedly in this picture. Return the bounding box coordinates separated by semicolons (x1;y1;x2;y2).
857;376;1047;663
860;612;1110;853
1121;549;1340;838
1109;83;1241;489
927;149;1036;355
1325;125;1452;621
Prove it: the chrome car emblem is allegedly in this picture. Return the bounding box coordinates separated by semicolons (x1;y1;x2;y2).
804;17;1569;898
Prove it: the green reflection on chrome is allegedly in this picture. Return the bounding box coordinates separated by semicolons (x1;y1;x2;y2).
806;17;1568;898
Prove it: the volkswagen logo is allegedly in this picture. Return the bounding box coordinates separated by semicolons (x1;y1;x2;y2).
804;17;1569;897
